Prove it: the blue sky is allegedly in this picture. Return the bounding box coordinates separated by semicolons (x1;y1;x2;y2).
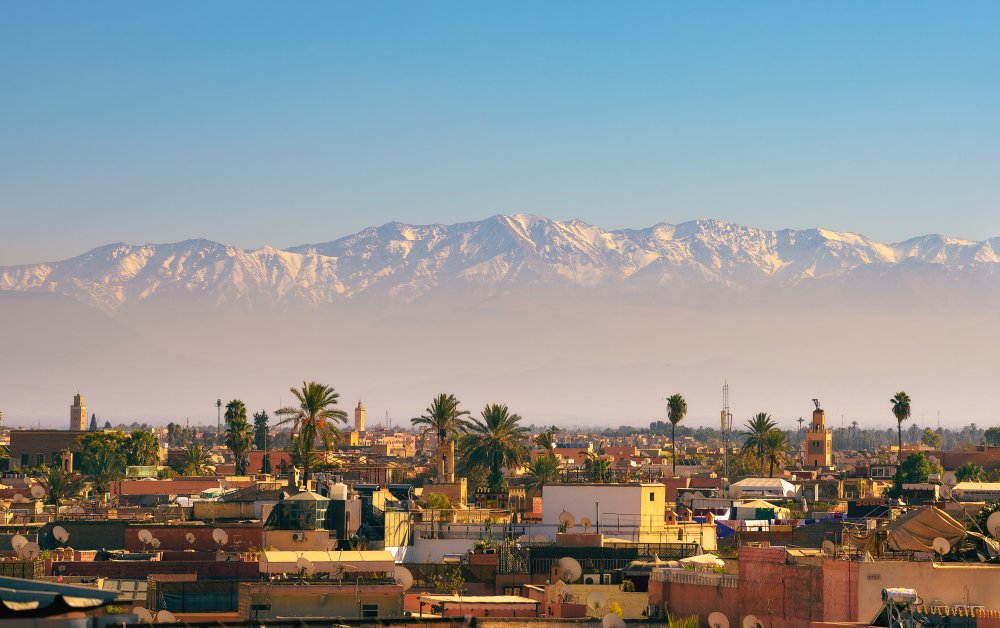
1;2;998;264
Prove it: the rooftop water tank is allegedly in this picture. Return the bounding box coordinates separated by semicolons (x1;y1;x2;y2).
329;482;348;500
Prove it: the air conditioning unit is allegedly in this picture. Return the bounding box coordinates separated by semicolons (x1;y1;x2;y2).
583;574;600;585
601;574;612;585
291;533;305;542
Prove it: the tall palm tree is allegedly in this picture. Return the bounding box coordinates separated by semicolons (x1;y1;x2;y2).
126;430;160;466
412;394;470;483
523;453;561;496
850;420;859;450
224;399;247;426
741;413;778;471
666;394;688;476
176;443;215;476
584;453;614;483
87;447;126;501
763;429;790;477
459;404;529;491
276;382;348;480
37;465;85;506
534;426;559;453
225;417;254;475
890;392;912;459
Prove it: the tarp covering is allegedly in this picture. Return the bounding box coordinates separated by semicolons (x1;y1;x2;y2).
678;553;725;567
886;506;966;552
260;550;395;574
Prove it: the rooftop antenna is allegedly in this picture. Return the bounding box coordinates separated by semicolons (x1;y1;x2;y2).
721;382;732;479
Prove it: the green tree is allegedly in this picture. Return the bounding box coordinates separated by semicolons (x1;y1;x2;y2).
77;431;128;475
763;429;790;477
412;393;471;482
890;391;912;457
955;461;985;482
890;451;933;497
458;404;529;491
37;465;85;505
276;382;348;479
534;426;559;453
584;453;614;483
666;393;688;476
174;443;215;476
985;427;1000;447
224;399;247;425
920;428;942;449
975;499;1000;535
253;411;270;450
260;452;273;474
125;430;160;466
741;413;778;471
225;416;254;475
523;453;561;495
87;447;126;499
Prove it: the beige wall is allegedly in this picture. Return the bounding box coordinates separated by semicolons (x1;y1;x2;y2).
264;529;336;551
857;562;1000;619
241;583;403;620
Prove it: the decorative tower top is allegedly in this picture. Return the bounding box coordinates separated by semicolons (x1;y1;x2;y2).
354;400;366;432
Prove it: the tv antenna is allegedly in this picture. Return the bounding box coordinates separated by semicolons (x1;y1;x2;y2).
137;529;153;551
11;535;28;554
708;612;730;628
932;537;951;556
554;557;583;583
212;528;229;550
743;615;763;628
721;382;733;478
393;566;414;590
155;609;177;623
134;607;154;623
30;484;46;500
587;590;608;614
52;526;70;546
602;613;626;628
558;510;576;530
986;512;1000;538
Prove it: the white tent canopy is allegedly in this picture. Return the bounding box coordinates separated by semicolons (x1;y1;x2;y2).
678;553;725;567
260;550;395;574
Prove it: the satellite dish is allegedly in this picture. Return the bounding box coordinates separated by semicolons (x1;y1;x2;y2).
555;556;583;582
393;566;414;591
581;517;593;531
137;529;153;544
185;532;196;545
986;512;1000;538
743;615;763;628
13;494;28;504
11;535;28;552
30;484;46;499
559;510;576;529
155;609;177;623
20;542;41;560
587;590;608;611
822;540;836;555
932;537;951;555
602;614;626;628
134;607;154;623
212;528;229;545
151;538;161;549
709;612;731;628
53;526;70;544
296;556;316;576
533;534;548;543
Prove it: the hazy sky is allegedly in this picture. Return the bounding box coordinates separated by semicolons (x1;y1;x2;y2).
2;2;999;265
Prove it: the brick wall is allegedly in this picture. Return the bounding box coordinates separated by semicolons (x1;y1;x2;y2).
124;523;262;552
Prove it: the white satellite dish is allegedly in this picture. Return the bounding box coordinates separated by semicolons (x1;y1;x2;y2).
20;542;41;560
822;540;836;555
11;535;28;552
212;528;229;545
185;532;196;545
296;556;315;576
581;517;593;531
587;590;608;612
932;537;951;556
134;607;154;623
393;566;414;591
151;538;161;549
53;526;70;544
155;609;177;623
602;614;626;628
533;534;548;543
555;556;583;582
30;484;46;499
559;510;576;529
13;494;29;504
743;615;763;628
709;611;731;628
137;529;153;544
986;511;1000;539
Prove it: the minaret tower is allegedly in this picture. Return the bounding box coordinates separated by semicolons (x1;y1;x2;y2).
70;393;86;431
805;399;833;467
354;400;366;433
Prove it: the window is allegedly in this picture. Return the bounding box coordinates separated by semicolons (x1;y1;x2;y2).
649;492;655;502
21;454;29;468
361;604;378;618
36;454;45;467
504;586;522;596
52;452;61;465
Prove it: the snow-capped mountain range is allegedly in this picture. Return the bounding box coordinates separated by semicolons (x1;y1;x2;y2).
2;214;998;312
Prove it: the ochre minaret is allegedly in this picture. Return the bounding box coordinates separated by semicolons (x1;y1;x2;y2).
70;393;86;431
805;399;833;467
354;400;366;433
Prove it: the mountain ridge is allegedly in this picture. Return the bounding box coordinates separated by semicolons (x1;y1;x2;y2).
2;214;999;312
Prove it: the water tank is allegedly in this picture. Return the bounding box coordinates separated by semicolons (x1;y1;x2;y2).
329;482;348;500
882;588;918;605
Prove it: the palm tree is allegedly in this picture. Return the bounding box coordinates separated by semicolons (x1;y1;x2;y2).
276;382;348;480
37;465;85;506
955;461;985;482
175;443;215;476
523;453;561;495
741;413;778;471
890;392;912;459
458;404;529;491
224;399;247;429
850;420;859;450
534;426;559;453
763;429;790;477
125;430;160;466
225;416;254;475
584;453;614;483
412;393;470;483
666;394;688;476
87;447;126;501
